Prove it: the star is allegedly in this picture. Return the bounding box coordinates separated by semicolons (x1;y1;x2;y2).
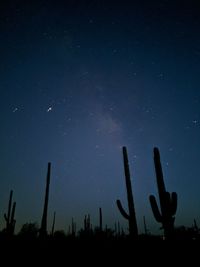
47;107;53;112
12;107;19;113
192;120;198;124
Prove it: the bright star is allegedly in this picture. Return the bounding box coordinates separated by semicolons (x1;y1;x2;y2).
47;107;52;112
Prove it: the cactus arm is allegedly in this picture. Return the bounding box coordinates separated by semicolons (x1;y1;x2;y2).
116;199;130;220
149;195;162;222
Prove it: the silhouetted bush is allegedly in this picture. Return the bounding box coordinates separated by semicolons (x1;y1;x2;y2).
18;222;39;239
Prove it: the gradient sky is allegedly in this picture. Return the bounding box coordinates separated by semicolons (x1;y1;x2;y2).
0;0;200;235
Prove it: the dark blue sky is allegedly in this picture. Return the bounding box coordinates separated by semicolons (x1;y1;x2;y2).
0;0;200;234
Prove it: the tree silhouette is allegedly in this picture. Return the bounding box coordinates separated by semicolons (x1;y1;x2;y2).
18;222;39;239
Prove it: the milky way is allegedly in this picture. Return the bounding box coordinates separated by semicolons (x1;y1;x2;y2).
0;1;200;234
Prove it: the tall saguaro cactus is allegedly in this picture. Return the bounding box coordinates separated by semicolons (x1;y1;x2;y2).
116;146;138;238
149;147;177;238
40;162;51;238
4;190;16;235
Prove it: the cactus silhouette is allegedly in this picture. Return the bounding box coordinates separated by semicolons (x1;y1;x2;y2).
116;146;138;238
149;147;177;239
40;162;51;238
4;190;16;235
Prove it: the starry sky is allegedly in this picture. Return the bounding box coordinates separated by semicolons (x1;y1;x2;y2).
0;0;200;234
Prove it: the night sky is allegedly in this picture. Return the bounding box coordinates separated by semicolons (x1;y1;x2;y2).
0;0;200;234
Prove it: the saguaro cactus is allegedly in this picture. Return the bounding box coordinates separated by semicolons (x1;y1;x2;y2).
40;162;51;237
4;190;16;235
149;147;177;239
116;146;138;238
